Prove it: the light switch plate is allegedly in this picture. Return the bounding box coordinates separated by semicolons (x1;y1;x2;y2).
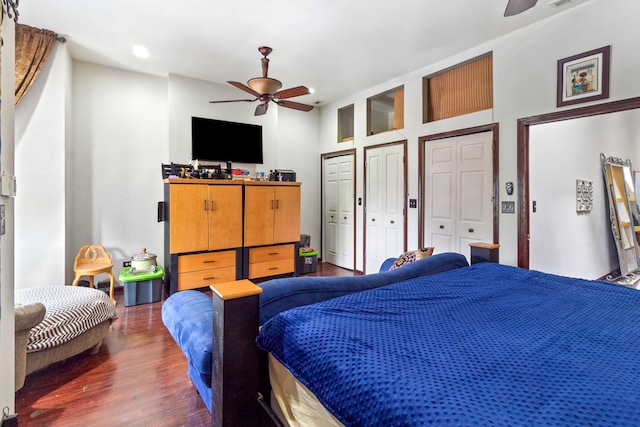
501;201;515;214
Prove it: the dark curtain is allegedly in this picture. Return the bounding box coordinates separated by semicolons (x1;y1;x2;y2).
15;23;58;105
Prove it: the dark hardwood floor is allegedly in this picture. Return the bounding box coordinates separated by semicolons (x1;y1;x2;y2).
15;262;356;427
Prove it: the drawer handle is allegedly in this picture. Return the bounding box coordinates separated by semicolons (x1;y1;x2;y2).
203;260;216;264
203;276;216;280
269;252;279;256
268;267;278;271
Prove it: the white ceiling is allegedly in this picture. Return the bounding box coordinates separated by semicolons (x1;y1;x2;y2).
18;0;586;107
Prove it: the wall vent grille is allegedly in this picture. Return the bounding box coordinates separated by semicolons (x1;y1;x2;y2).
549;0;573;7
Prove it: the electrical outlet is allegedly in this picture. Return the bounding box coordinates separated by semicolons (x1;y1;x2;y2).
123;260;131;268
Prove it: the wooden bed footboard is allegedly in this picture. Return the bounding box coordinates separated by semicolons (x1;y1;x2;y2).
209;280;283;427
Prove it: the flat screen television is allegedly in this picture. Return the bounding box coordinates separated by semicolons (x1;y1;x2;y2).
191;116;263;164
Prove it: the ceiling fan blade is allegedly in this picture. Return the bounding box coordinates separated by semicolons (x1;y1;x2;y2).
504;0;537;16
228;81;260;97
273;86;311;100
209;99;256;104
275;100;314;112
255;102;268;116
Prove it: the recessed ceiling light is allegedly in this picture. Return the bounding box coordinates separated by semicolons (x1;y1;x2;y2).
132;45;150;59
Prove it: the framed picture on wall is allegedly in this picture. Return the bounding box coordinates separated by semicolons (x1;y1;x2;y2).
557;45;610;107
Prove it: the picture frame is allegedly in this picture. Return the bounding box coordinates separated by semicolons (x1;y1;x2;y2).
557;45;610;107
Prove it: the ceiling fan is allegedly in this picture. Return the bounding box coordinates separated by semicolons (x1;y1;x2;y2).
209;46;314;116
504;0;538;16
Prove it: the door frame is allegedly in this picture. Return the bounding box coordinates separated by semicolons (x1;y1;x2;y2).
517;97;640;269
418;123;500;247
320;149;357;271
363;140;408;274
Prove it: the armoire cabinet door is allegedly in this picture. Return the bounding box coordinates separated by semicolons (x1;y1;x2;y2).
170;184;209;253
244;184;301;247
244;186;276;247
273;186;301;244
208;185;243;250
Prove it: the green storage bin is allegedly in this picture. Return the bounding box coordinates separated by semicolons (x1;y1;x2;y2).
119;265;165;306
297;250;319;274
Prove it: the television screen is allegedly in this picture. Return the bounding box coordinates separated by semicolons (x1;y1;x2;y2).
191;116;263;164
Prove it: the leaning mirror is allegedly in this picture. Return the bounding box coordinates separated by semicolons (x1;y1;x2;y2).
601;153;640;280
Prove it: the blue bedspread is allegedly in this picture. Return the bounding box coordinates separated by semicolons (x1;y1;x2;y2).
256;263;640;426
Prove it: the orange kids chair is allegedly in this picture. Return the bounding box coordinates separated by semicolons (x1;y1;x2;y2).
72;244;116;304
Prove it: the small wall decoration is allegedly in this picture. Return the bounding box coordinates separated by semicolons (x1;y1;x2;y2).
557;46;610;107
576;179;594;212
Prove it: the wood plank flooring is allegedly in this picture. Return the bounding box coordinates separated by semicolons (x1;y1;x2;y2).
15;262;356;427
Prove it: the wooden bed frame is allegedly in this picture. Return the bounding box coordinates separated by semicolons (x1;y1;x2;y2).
209;280;283;427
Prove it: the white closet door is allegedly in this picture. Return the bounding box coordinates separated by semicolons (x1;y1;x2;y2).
337;155;355;269
424;132;493;262
323;157;339;265
323;154;355;270
457;133;493;260
426;141;457;253
365;144;405;274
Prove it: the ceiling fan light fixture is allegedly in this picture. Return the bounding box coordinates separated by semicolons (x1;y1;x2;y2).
247;77;282;95
210;46;313;116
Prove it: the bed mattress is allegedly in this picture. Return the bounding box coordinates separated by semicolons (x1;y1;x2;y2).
257;263;640;426
16;286;118;352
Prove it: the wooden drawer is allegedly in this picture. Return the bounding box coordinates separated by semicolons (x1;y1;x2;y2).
178;250;236;273
249;259;295;279
249;244;294;263
178;266;237;291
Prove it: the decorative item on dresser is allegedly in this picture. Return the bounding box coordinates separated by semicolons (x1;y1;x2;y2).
162;179;301;295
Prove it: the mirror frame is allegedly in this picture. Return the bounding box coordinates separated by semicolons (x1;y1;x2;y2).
601;153;640;280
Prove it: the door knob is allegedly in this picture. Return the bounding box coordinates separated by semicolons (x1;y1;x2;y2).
390;220;395;224
372;218;376;222
469;228;474;233
439;225;444;229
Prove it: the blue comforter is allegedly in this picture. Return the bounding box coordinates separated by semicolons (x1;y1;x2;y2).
256;263;640;426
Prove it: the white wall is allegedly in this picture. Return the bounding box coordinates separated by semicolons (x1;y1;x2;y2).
318;0;640;271
276;106;321;245
530;110;640;279
15;43;70;289
69;62;168;281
